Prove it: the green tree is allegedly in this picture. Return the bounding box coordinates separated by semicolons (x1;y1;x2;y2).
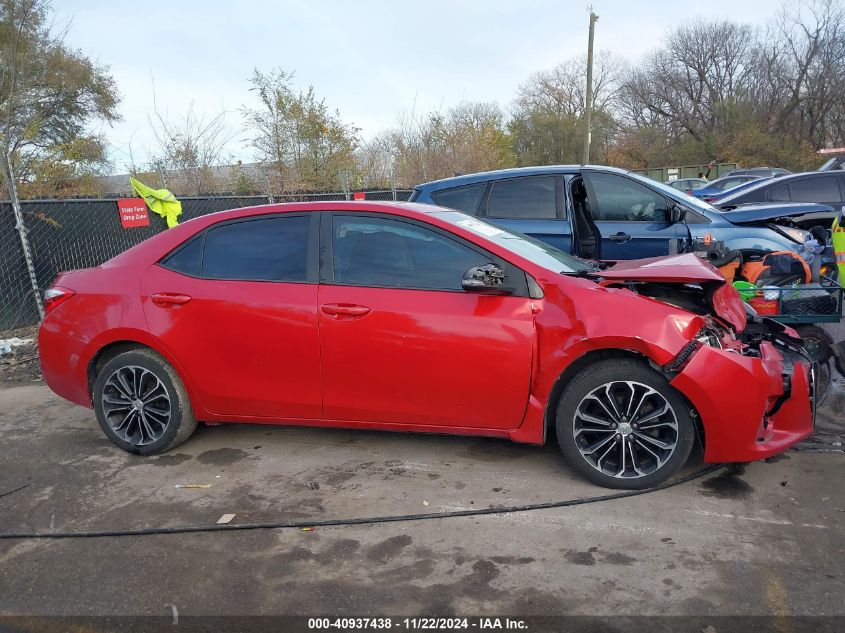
0;0;120;197
242;68;359;191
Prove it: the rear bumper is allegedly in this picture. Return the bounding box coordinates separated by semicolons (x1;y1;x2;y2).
670;342;813;463
38;321;92;408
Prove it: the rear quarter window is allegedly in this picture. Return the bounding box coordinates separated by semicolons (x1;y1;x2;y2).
161;235;203;276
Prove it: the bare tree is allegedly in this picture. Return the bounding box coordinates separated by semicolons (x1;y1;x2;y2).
382;101;513;186
149;98;236;195
509;51;626;164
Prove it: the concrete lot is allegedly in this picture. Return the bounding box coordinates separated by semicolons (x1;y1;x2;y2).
0;382;843;618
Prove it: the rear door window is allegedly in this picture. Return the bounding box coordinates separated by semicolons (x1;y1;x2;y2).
202;215;310;282
485;176;558;219
430;184;485;214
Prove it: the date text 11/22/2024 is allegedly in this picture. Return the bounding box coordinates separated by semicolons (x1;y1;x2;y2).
307;617;528;630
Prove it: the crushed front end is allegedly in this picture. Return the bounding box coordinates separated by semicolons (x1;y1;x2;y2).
594;254;815;463
669;316;814;463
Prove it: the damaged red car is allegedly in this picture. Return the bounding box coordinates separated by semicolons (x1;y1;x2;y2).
38;202;815;489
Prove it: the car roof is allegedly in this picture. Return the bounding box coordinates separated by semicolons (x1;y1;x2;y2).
105;201;462;268
414;165;629;190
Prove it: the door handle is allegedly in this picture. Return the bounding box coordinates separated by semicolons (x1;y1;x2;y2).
151;293;192;307
609;232;631;242
320;303;371;318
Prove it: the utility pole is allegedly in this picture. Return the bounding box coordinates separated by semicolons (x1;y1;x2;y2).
156;161;168;189
582;9;598;165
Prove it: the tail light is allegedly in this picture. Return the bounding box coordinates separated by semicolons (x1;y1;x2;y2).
44;286;75;314
703;197;716;202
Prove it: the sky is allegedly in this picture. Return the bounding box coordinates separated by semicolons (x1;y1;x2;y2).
55;0;778;173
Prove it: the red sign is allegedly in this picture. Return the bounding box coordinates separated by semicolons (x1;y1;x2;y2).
117;198;150;228
352;191;366;200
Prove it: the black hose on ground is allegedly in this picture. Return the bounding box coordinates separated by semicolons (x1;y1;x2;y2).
0;464;725;540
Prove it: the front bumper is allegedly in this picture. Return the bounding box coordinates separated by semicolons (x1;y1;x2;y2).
670;342;813;463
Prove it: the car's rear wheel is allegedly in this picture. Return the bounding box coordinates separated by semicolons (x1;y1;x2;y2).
556;359;695;490
93;348;196;454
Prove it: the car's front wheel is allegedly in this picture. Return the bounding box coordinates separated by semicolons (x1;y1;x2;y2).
93;348;196;454
556;359;695;490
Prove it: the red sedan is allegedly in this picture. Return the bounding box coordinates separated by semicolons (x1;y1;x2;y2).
38;202;815;489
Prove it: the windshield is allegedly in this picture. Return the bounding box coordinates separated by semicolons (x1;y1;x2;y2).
819;157;843;171
626;171;718;213
430;210;592;274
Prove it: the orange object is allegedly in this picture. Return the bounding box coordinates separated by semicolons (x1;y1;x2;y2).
748;296;779;315
740;251;811;285
740;261;767;284
717;260;740;283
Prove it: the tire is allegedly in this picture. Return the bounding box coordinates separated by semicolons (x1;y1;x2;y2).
795;324;834;363
555;359;695;490
92;348;196;455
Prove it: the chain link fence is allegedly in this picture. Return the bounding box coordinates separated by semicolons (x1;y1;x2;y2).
0;189;412;332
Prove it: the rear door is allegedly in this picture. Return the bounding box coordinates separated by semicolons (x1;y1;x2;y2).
140;213;322;419
582;171;685;259
478;175;573;253
317;212;534;430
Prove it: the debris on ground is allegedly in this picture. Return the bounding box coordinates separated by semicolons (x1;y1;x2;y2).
0;337;33;355
0;326;41;384
216;513;236;524
174;484;211;489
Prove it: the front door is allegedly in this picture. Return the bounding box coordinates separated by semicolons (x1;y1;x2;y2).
141;213;322;419
583;171;685;260
317;213;534;430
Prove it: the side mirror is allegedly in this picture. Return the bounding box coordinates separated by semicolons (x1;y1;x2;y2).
462;263;510;294
668;202;687;224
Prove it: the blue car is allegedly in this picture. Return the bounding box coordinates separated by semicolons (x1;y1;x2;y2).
717;171;845;229
409;166;833;260
692;174;765;201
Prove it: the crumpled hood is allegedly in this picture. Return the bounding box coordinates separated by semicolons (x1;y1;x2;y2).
718;202;834;223
590;253;747;331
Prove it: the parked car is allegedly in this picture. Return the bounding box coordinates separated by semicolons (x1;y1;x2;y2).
692;174;765;201
717;171;845;229
724;167;791;178
38;201;814;489
666;177;708;193
409;166;831;260
695;178;770;204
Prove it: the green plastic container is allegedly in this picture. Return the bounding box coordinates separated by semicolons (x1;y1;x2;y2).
733;280;757;302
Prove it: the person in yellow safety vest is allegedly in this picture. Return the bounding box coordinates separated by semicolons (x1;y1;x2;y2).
833;207;845;287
